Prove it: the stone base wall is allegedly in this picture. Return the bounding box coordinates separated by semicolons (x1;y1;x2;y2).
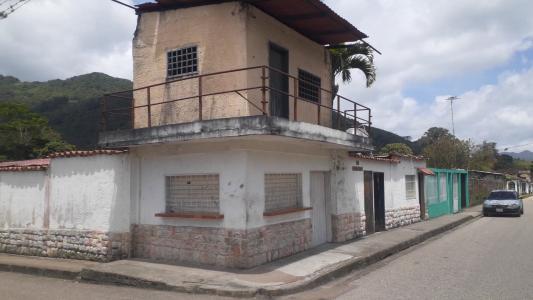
0;229;130;262
331;212;366;242
132;218;311;269
385;205;421;230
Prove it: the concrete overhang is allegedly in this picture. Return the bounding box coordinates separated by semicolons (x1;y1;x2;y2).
98;116;373;151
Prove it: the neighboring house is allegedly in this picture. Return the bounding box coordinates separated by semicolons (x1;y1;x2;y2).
0;0;427;268
423;169;469;219
468;170;506;206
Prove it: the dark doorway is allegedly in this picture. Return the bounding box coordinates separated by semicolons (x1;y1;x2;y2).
460;174;467;209
373;172;385;232
364;171;375;234
418;173;426;219
269;43;289;118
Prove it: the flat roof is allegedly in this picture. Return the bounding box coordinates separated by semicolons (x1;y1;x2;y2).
136;0;368;45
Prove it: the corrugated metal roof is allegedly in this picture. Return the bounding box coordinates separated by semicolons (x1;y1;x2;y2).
136;0;368;45
0;158;50;172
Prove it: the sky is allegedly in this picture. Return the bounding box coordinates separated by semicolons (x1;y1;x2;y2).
1;0;532;152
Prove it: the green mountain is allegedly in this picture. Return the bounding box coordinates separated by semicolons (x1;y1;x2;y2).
1;73;414;151
0;73;132;149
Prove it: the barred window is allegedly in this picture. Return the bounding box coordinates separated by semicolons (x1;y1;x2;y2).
167;46;198;78
165;174;219;213
298;69;321;102
405;175;417;200
264;173;302;212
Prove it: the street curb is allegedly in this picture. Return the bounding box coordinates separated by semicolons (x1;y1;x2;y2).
0;262;80;280
78;213;481;298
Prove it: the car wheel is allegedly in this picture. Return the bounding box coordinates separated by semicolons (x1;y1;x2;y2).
521;209;524;215
483;211;489;217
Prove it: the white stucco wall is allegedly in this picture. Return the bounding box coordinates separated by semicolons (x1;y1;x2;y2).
131;139;334;230
48;155;131;232
0;171;46;229
340;157;426;213
244;149;331;229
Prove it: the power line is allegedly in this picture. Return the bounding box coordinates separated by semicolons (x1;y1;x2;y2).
502;142;533;151
0;0;32;20
110;0;137;10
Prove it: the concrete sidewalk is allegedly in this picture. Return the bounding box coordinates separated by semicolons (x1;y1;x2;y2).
0;207;481;297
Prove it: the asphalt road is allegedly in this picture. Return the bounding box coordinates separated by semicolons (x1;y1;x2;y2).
0;198;531;300
285;197;533;300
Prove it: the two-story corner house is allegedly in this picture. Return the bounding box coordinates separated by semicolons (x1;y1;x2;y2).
0;0;428;269
99;0;379;268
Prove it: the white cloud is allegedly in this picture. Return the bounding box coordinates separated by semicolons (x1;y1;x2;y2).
0;0;137;80
325;0;533;150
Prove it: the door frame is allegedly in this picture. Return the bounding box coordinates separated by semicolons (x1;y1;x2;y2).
268;42;289;119
418;172;426;220
364;171;375;234
310;171;331;247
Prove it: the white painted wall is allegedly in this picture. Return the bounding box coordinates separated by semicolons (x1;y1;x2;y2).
131;139;334;230
340;157;426;213
244;149;331;229
0;171;46;229
49;155;131;232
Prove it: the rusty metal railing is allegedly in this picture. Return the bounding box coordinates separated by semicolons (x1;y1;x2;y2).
100;65;371;138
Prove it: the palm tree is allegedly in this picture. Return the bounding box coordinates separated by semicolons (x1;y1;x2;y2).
330;42;376;91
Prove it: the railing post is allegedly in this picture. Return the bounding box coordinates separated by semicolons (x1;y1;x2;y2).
198;76;203;121
293;77;298;121
261;66;267;115
368;110;372;139
336;96;341;130
147;87;152;128
353;103;357;131
317;91;321;125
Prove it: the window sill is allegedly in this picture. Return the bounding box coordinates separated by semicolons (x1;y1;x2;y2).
155;212;224;220
263;207;312;217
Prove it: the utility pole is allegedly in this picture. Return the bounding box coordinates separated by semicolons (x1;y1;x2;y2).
444;96;460;136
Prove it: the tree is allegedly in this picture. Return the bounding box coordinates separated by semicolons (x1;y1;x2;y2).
495;154;514;171
330;42;376;93
417;127;454;149
419;127;470;169
0;103;74;161
469;141;498;171
379;143;413;155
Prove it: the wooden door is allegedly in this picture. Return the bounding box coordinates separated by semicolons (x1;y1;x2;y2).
373;172;385;232
311;172;328;247
364;171;375;234
269;43;289;118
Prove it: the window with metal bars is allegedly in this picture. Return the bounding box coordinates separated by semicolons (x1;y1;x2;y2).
264;173;302;212
165;174;219;213
167;46;198;78
298;69;321;102
405;175;417;200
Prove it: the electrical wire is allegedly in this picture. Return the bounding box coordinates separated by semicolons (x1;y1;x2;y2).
0;0;32;19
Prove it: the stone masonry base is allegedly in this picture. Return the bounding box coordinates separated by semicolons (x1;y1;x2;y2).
132;219;311;269
0;229;130;262
331;212;366;242
385;205;421;230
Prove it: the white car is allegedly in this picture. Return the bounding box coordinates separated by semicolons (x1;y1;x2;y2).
483;190;523;217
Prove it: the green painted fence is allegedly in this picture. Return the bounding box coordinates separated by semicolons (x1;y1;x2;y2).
425;169;469;219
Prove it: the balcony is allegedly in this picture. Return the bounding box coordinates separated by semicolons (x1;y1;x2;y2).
99;66;372;150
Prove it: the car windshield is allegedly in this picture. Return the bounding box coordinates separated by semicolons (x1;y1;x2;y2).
487;191;517;200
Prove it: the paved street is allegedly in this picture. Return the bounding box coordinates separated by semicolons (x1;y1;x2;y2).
285;197;533;300
0;198;531;300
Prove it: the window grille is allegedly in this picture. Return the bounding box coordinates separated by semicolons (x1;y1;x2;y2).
165;174;219;213
264;173;302;212
167;46;198;78
298;69;321;102
405;175;417;200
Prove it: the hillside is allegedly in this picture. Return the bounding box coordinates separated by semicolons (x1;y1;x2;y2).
1;73;413;150
503;150;533;161
0;73;132;149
